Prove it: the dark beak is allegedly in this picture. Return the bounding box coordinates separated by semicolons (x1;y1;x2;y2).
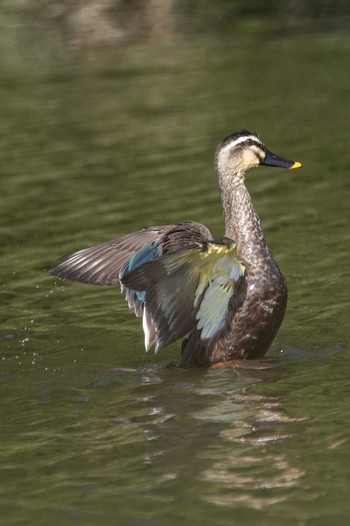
261;148;302;170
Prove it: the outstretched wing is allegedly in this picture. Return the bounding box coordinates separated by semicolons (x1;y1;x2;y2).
50;221;214;349
50;222;212;286
50;226;173;285
120;240;245;352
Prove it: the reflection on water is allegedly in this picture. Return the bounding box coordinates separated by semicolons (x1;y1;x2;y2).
203;452;304;509
1;341;349;524
1;6;350;525
199;385;306;510
96;363;309;513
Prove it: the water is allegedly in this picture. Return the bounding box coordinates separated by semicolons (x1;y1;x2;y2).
1;11;350;526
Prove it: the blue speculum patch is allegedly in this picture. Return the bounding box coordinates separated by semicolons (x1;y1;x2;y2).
120;240;160;302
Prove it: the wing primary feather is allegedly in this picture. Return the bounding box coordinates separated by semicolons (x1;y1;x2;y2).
51;223;247;354
121;241;244;352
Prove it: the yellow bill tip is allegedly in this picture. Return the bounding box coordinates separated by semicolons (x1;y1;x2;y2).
289;161;302;170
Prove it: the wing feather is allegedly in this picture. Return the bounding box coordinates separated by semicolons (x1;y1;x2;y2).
50;227;174;285
121;242;245;351
50;222;212;286
196;279;234;339
50;222;215;353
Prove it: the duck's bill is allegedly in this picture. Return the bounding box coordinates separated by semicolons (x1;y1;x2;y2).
261;148;302;170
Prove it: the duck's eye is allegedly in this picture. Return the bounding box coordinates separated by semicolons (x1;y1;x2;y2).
246;139;254;146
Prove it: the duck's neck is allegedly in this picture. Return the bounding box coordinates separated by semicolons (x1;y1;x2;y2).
218;170;269;268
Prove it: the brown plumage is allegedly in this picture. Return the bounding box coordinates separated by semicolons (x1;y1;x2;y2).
51;131;301;366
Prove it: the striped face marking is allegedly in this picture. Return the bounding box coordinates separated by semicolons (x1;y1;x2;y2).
216;131;266;172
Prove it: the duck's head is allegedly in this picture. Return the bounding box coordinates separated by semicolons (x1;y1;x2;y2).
215;130;302;178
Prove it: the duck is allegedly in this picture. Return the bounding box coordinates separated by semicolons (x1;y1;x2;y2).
51;130;301;367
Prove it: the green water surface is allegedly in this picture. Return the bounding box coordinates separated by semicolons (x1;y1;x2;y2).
1;12;350;526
